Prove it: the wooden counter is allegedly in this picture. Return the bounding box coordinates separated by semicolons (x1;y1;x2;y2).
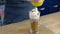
0;20;54;34
0;12;60;34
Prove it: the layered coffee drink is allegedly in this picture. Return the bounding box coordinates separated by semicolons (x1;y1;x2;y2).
29;8;40;34
31;20;39;32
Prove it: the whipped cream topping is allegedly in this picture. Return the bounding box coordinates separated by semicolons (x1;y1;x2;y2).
29;8;40;20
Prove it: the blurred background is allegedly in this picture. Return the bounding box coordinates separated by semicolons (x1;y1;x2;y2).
0;0;60;26
0;0;5;26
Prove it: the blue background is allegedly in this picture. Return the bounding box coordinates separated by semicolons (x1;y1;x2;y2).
38;0;60;16
0;0;60;26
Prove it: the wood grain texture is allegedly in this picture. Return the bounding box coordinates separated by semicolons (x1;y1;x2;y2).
40;12;60;34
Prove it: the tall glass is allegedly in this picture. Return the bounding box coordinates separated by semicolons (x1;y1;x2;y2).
29;8;40;34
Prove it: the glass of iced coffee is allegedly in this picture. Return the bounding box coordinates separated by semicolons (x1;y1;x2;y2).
29;8;40;34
